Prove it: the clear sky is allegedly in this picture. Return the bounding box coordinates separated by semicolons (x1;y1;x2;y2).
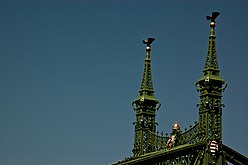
0;1;247;165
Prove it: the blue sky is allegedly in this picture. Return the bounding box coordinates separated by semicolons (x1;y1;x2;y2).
0;1;247;165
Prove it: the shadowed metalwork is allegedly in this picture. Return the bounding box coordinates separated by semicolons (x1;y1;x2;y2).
110;12;248;165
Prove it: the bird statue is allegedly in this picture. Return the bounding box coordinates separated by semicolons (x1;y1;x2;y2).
143;38;155;47
206;12;220;22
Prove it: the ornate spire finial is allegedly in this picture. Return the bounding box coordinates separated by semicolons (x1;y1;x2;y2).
132;38;160;157
139;38;156;92
206;11;220;26
196;12;227;144
143;38;155;49
143;38;155;60
203;12;221;74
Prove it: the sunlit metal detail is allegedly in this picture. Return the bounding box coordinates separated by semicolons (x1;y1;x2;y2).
111;12;248;165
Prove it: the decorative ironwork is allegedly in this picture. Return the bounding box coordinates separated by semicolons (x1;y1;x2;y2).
132;38;160;157
196;12;226;143
111;142;206;165
178;123;201;145
152;154;195;165
147;130;169;151
133;122;201;154
140;38;156;92
204;12;220;71
110;11;248;165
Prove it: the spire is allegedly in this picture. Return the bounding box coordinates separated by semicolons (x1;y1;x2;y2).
204;13;219;70
137;38;158;102
132;38;160;157
201;12;223;81
196;11;227;143
140;38;155;92
195;13;228;163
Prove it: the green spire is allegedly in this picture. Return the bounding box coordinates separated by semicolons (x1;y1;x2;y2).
196;11;227;141
137;38;158;102
195;12;228;164
204;19;219;71
140;38;155;92
132;38;160;157
199;12;223;82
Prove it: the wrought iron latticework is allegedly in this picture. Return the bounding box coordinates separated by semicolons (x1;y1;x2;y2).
111;12;248;165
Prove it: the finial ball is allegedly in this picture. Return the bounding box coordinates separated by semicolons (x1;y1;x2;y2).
172;122;180;131
210;22;215;26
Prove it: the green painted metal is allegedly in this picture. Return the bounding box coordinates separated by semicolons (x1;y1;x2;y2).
110;12;248;165
195;12;228;165
223;144;248;164
110;142;206;165
132;38;161;157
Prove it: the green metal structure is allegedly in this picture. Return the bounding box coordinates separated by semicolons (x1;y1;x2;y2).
111;12;248;165
132;38;161;157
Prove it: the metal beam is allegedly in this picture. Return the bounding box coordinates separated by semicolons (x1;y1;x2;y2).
223;144;248;165
111;141;205;165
